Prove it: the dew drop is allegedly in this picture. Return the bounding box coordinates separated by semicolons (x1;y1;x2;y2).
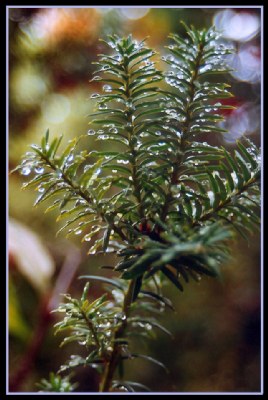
91;76;101;81
88;249;96;255
109;127;118;134
99;103;108;110
145;60;153;66
125;100;132;108
231;172;238;186
117;159;129;165
56;169;63;178
103;85;112;93
114;54;122;62
166;55;174;62
34;166;44;174
91;93;100;99
87;129;95;136
165;77;175;86
145;323;152;331
199;65;212;74
67;154;74;163
117;386;128;393
21;166;31;176
207;190;215;206
114;312;126;323
75;229;82;235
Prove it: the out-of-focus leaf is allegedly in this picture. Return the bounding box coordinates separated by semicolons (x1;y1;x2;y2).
9;218;55;293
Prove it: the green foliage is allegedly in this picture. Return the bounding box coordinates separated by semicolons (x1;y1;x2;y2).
15;23;261;392
37;372;77;392
51;279;172;384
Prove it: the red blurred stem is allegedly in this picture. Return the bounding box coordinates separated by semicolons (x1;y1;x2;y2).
9;244;82;392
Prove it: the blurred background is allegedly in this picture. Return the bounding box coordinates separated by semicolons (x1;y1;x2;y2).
8;7;262;393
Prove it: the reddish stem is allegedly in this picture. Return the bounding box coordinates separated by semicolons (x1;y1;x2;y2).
9;244;81;392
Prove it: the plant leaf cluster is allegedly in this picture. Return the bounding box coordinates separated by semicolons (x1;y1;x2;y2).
16;24;261;392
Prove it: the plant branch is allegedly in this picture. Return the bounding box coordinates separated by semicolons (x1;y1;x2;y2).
98;56;142;392
124;59;145;222
193;174;259;226
99;278;136;392
161;43;204;221
41;154;128;242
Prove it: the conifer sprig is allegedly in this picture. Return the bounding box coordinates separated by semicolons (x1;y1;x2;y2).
14;24;261;393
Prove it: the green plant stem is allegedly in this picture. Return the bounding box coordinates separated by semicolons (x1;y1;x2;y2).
124;58;145;222
81;310;100;348
99;56;147;393
161;43;204;221
99;278;136;392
